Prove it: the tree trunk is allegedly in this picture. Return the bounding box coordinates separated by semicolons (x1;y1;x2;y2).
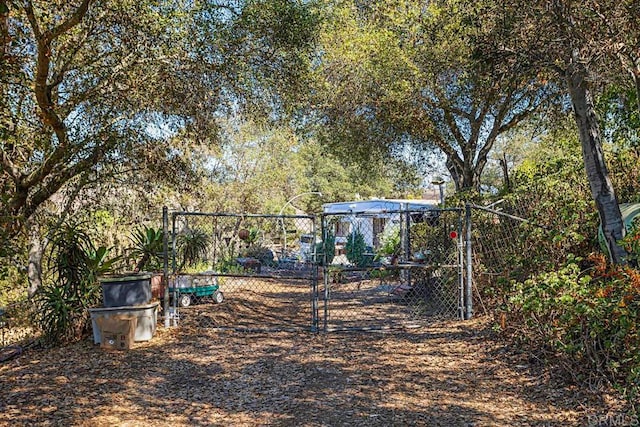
27;219;46;298
500;152;511;192
566;59;627;263
446;156;480;192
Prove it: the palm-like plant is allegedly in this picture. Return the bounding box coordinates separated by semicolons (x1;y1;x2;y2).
128;226;164;272
39;222;118;345
177;229;210;270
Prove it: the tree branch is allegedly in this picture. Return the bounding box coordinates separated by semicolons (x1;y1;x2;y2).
22;0;93;189
44;0;92;43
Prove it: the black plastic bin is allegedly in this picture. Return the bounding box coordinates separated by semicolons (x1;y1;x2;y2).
100;273;152;307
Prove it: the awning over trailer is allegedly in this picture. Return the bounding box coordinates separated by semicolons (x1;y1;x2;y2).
322;199;437;215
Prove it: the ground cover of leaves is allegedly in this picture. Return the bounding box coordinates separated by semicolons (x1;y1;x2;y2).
0;317;628;426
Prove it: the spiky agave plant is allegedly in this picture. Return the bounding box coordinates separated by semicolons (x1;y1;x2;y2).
177;229;210;270
39;222;118;345
128;226;164;272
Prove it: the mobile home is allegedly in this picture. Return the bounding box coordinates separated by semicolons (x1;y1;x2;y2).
322;199;439;249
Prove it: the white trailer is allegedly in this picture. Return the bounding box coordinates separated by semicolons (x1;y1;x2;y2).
322;199;438;249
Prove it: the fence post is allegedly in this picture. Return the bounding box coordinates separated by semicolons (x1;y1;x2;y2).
311;215;318;333
322;214;329;333
162;206;170;328
465;204;473;320
170;213;178;326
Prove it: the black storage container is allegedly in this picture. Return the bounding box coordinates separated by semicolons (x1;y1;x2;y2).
100;273;152;307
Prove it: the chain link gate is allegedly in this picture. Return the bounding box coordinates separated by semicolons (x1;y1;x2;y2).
466;201;552;317
319;206;465;331
162;211;320;332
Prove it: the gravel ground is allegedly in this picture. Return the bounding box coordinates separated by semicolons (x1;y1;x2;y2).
0;315;629;426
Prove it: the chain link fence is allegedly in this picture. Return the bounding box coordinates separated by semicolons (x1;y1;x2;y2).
467;201;552;315
0;202;547;343
0;200;549;344
164;206;467;333
319;206;464;331
164;212;319;331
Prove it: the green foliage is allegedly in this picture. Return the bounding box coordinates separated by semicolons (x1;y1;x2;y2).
620;219;640;267
473;120;640;409
499;128;598;270
315;232;336;265
345;230;372;268
177;229;210;270
47;224;95;289
212;237;241;274
128;226;164;272
409;221;457;264
313;0;547;191
505;255;640;411
607;147;640;205
86;246;121;285
37;282;94;346
38;222;117;345
246;228;260;246
214;257;246;275
0;0;319;256
376;225;400;259
597;85;640;148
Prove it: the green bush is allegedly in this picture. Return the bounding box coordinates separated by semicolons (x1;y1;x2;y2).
38;223;117;345
506;254;640;411
315;232;335;265
345;230;372;267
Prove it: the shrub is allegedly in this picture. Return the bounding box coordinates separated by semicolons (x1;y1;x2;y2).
506;254;640;411
38;223;117;345
315;232;335;265
345;230;372;267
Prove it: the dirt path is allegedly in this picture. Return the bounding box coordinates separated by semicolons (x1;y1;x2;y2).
0;317;627;426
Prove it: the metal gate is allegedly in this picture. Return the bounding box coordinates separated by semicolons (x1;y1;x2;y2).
163;211;319;331
162;207;468;332
319;207;465;331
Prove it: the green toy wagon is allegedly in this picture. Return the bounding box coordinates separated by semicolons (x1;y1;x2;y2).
169;273;224;307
